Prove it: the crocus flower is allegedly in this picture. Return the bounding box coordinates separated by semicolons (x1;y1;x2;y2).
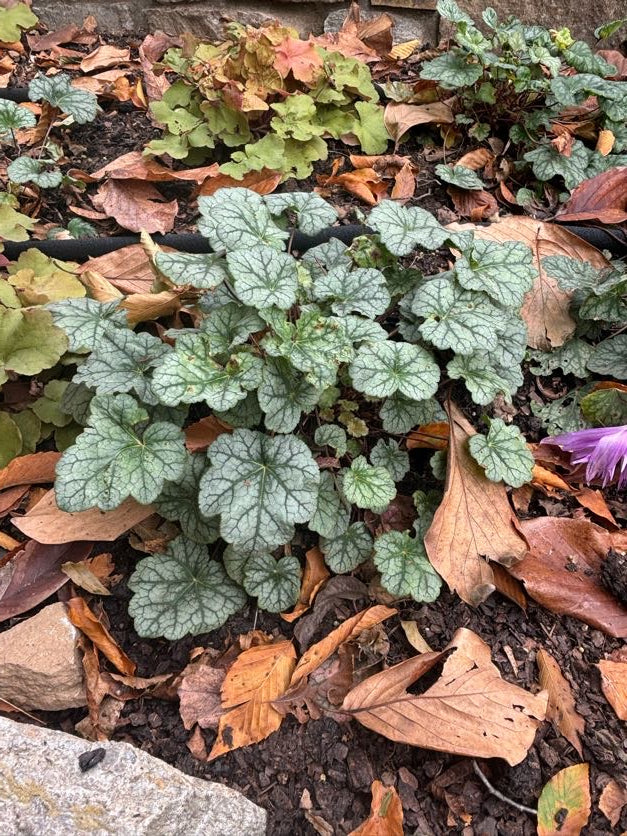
543;426;627;489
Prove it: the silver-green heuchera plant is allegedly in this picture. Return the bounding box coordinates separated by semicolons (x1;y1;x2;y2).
48;188;544;639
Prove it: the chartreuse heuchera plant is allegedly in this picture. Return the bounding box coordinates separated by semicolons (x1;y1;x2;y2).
145;22;388;178
49;188;539;640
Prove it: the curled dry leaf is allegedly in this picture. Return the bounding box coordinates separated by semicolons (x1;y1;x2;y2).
184;415;232;453
84;150;219;185
509;517;627;637
282;546;330;623
209;640;296;759
455;148;494;171
343;627;547;765
556;166;627;224
13;488;153;544
77;245;156;294
317;159;387;206
66;597;136;676
198;168;282;196
79;44;131;73
424;404;528;606
384;101;454;143
92;179;178;234
120;287;187;325
348;781;403;836
599;778;627;828
138;32;182;102
61;561;111;596
448;187;499;221
537;764;590;836
400;620;433;654
537;648;584;757
0;451;60;490
597;659;627;720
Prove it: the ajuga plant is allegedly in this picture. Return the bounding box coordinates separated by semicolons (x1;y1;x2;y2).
419;1;627;193
145;22;389;179
1;73;98;190
49;188;539;640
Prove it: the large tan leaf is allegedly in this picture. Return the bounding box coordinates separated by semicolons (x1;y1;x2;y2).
348;781;403;836
0;451;60;490
83;151;219;185
77;245;155;294
537;648;584;757
92;179;178;234
343;627;547;765
209;640;296;759
453;217;611;349
424;404;528;606
598;659;627;720
384;101;454;143
13;489;153;544
537;764;590;836
557;167;627;224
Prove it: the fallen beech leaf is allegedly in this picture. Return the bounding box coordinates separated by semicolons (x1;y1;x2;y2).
572;487;618;528
291;605;396;687
455;148;494;170
0;531;21;550
454;217;611;349
318;165;387;206
537;764;590;836
596;129;615;156
389;39;420;60
80;44;131;73
390;160;416;201
0;540;91;622
537;648;584;757
92;179;178;234
384;101;454;143
209;640;296;759
120;287;186;324
79;269;123;303
198;168;282;196
343;627;547;765
282;546;330;623
532;463;571;493
509;517;627;637
406;421;449;450
448;186;499;220
349;780;403;836
400;620;433;654
84;150;219;185
598;659;627;720
77;245;155;294
424;404;528;606
557;166;627;224
138;32;181;102
13;489;153;544
66;597;136;676
0;485;28;517
184;415;232;453
178;665;225;730
61;561;111;596
599;778;627;828
491;563;527;610
0;451;60;490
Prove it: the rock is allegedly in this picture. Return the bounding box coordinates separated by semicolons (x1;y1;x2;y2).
324;6;438;46
145;3;323;37
0;602;86;711
0;716;267;835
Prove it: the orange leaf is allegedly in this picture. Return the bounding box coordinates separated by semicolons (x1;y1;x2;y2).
599;779;627;828
390;160;416;201
343;627;546;765
318;167;387;205
448;187;498;220
596;129;615;156
0;451;60;490
290;605;396;687
598;659;627;720
406;421;449;450
66;597;136;676
537;764;590;836
349;781;403;836
209;640;296;759
455;148;494;170
491;563;527;610
537;648;584;757
384;101;454;143
198;168;282;197
275;36;323;84
282;546;330;623
532;463;571;493
184;415;232;453
424;404;528;606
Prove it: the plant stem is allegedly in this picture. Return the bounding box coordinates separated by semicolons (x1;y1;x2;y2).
472;760;538;817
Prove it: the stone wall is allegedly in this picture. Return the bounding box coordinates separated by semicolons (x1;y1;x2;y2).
32;0;624;46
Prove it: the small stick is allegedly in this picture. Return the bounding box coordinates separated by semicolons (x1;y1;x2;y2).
472;759;538;817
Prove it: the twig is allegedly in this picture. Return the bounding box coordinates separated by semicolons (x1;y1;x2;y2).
472;759;537;817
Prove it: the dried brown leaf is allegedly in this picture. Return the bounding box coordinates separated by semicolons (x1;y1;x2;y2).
400;620;433;654
92;179;178;234
178;665;226;730
198;168;282;197
61;561;111;596
599;778;627;828
80;45;131;72
537;648;584;756
0;451;60;490
184;415;232;453
282;546;330;623
384;101;454;143
349;781;404;836
85;150;219;185
66;597;136;676
557;166;627;224
598;659;627;720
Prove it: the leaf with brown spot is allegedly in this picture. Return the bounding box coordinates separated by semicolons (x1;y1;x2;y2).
537;764;590;836
508;517;627;637
13;489;153;544
599;779;627;828
343;627;547;765
92;179;178;234
281;546;330;623
598;659;627;720
66;597;136;676
0;451;60;490
537;648;584;757
349;781;403;836
556;166;627;224
423;404;528;606
184;415;232;453
209;640;296;759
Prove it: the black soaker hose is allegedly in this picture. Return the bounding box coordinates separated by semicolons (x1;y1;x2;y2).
0;86;29;102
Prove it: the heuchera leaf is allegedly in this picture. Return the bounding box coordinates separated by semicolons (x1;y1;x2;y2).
128;535;246;639
257;357;319;433
587;335;627;379
7;157;62;189
448;353;522;405
468;419;534;487
55;393;187;511
226;244;299;309
435;164;484;190
370;439;409;482
380;394;440;434
156;453;220;544
314;424;347;456
198;188;288;251
321;521;373;573
48;298;128;353
309;470;350;539
155;251;228;290
0;412;22;468
29;72;99;124
524;141;590;190
342;456;396;513
420;52;484;88
0;100;36;135
314;266;391;318
198;428;320;551
0;3;38;42
529;340;593;377
0;308;68;385
454;240;536;307
374;531;442;602
369;201;450;255
242;552;301;612
264;192;337;236
350;342;440;401
200;302;265;355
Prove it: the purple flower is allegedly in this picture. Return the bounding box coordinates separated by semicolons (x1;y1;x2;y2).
542;425;627;489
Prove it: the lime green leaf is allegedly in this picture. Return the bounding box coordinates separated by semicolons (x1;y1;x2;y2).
270;93;324;141
8;256;85;306
11;409;41;455
0;308;67;385
448;353;522;405
323;51;379;101
151;333;262;409
55;393;187;511
0;412;22;468
595;18;627;40
468;419;534;487
156;453;219;544
227;244;299;309
342;455;396;512
370;439;409;482
321;522;373;573
198;429;320;551
0;101;36;136
351;101;389;154
524;140;590;190
435;164;484;190
155;251;228;290
314;424;347;456
281;136;329;180
581;387;627;426
48;298;127;352
258;357;319;433
243;553;301;612
0;280;21;308
350;341;439;400
369;201;450;255
420;52;484;88
314;266;390;318
29;73;98;124
219;134;286;179
380;394;441;434
0;203;36;242
198;188;288;251
0;3;38;41
455;240;536;307
374;531;442;602
128;535;246;639
309;470;350;539
7;156;62;189
587;335;627;379
265;192;337;237
31;380;72;428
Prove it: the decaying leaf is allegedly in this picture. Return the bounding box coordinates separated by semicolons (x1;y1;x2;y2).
537;648;584;757
400;620;433;654
61;561;111;596
557;167;627;224
537;764;590;836
343;627;547;765
282;546;330;623
178;665;226;731
83;150;219;185
348;780;403;836
598;659;627;720
184;415;232;453
0;451;60;490
92;179;178;234
66;596;136;676
599;778;627;828
198;168;282;196
384;101;454;143
424;404;528;606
